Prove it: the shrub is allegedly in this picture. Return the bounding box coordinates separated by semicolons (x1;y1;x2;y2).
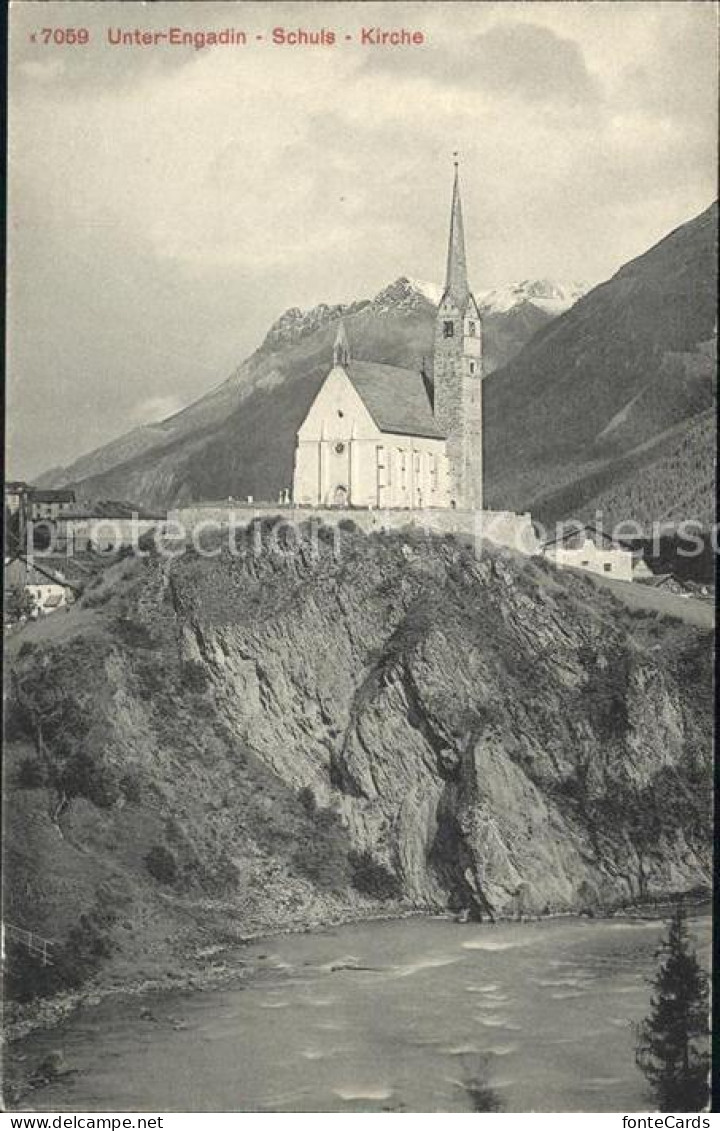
16;756;47;789
181;660;209;693
82;587;112;609
292;805;351;891
137;530;157;554
113;617;154;649
145;844;178;885
60;748;121;809
297;785;316;816
349;850;402;900
292;838;349;890
58;912;117;987
187;856;240;895
4;697;33;742
4;940;58;1003
120;770;142;804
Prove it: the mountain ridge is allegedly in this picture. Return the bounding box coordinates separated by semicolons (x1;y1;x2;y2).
483;201;717;524
34;276;580;492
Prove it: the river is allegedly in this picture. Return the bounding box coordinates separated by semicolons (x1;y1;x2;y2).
12;912;711;1113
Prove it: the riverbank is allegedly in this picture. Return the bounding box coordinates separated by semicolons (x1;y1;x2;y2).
6;913;712;1114
6;892;709;1046
4;902;423;1045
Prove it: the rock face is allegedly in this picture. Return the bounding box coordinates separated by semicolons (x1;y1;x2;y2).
5;528;712;1001
168;528;712;917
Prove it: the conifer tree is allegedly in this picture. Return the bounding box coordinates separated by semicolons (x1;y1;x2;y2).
635;904;710;1111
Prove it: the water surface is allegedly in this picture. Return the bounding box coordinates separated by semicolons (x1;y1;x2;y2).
15;913;710;1112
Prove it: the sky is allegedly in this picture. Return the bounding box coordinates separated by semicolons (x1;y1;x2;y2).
7;0;718;480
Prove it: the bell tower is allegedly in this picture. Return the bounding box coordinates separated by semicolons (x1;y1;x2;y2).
433;158;484;509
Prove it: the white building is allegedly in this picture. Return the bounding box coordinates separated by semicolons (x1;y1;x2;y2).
4;556;74;616
541;525;649;582
293;324;450;509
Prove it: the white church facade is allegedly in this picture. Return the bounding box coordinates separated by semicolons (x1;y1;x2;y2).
292;163;484;511
292;325;451;509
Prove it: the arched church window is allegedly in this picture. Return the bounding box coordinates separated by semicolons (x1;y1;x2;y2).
443;321;454;338
469;362;476;374
468;321;476;336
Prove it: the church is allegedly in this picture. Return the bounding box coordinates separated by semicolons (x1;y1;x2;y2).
292;164;484;511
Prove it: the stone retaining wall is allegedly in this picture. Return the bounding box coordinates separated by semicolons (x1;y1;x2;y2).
169;504;540;555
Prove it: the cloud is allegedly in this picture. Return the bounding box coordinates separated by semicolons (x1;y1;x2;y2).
364;20;602;108
131;395;187;426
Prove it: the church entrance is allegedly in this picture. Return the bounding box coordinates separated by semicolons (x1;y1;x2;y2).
331;485;349;508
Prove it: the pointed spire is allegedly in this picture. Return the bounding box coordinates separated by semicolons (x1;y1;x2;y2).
333;320;350;367
443;154;470;308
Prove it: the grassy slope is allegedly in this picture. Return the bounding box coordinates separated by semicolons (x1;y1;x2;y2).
527;405;716;528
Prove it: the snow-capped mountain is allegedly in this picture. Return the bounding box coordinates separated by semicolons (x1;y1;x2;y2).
263;276;588;350
410;277;589;315
477;279;589;315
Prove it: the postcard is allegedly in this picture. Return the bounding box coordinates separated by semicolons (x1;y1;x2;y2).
4;0;716;1117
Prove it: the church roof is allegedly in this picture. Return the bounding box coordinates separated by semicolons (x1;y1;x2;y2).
346;361;445;440
442;163;474;311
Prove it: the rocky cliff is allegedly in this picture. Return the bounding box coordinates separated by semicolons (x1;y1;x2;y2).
4;526;712;1010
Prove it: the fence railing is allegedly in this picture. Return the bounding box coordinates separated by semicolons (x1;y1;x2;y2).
3;922;55;966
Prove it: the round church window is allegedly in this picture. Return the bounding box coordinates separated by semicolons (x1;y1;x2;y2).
335;442;345;454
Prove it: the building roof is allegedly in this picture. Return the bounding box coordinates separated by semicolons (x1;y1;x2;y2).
443;163;470;309
638;573;692;592
28;489;76;504
5;555;80;592
345;360;445;440
542;524;635;553
60;508;166;521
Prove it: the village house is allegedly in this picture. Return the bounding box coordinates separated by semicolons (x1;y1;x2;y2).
5;484;76;556
4;556;77;618
4;480;30;516
26;488;77;522
636;572;696;597
541;524;651;582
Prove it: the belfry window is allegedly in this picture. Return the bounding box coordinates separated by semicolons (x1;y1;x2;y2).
443;320;454;338
468;322;476;336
